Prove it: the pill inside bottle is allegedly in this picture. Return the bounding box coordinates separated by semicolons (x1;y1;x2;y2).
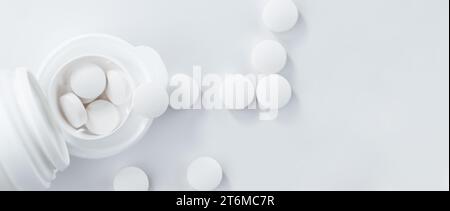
70;63;106;101
106;70;132;106
52;56;134;139
85;100;121;136
59;92;87;129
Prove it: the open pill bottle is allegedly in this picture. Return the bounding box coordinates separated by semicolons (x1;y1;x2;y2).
0;34;168;190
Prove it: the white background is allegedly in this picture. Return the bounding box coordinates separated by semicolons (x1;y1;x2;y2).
0;0;448;191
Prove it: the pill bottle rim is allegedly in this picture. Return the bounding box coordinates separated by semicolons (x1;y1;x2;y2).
36;34;167;159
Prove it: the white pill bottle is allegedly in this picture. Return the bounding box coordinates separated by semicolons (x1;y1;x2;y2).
0;34;168;190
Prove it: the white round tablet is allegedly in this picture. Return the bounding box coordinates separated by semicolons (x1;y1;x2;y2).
222;75;256;110
256;74;292;110
133;83;169;119
252;40;287;74
263;0;299;32
70;63;107;100
105;71;132;106
187;157;223;191
113;167;149;191
85;100;121;135
59;93;87;128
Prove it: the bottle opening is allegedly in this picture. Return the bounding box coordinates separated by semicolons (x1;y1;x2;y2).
48;55;134;141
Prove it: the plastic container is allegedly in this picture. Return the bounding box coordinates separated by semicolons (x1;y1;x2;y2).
0;34;168;190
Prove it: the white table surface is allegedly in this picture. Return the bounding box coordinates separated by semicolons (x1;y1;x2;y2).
0;0;448;191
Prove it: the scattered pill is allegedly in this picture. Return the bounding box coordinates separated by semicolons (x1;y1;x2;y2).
59;93;87;128
70;63;106;100
85;100;121;135
187;157;223;191
222;74;256;110
106;71;132;106
133;83;169;119
252;40;287;74
263;0;299;32
169;74;201;109
113;167;149;191
256;74;292;110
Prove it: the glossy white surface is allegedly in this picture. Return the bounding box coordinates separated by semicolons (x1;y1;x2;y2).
0;0;448;191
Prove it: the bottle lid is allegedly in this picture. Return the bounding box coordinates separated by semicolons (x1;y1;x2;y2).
0;69;70;190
